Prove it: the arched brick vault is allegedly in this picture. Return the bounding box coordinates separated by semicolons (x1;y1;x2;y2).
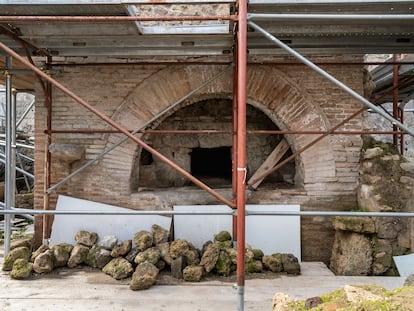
103;65;336;195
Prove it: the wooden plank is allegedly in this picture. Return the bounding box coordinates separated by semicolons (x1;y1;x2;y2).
247;138;289;189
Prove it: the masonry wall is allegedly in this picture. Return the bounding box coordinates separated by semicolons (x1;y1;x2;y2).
34;55;365;263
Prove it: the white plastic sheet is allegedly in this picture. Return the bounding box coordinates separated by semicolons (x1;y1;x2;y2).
393;253;414;277
174;204;301;259
50;195;171;246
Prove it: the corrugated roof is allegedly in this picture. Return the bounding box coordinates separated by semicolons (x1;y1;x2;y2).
371;54;414;104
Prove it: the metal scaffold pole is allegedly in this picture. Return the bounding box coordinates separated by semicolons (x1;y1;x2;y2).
236;0;247;309
3;56;16;255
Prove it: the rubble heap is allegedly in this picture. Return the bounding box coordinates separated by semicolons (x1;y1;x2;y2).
2;225;300;291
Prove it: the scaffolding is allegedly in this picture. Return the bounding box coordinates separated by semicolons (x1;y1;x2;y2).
1;1;414;310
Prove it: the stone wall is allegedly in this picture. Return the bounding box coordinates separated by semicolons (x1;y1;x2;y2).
34;55;365;262
330;138;414;275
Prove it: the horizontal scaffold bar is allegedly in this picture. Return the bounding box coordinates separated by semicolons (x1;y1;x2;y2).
248;13;414;21
0;15;237;22
2;208;414;218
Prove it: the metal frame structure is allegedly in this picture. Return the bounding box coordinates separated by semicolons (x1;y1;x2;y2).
1;58;35;252
1;1;414;310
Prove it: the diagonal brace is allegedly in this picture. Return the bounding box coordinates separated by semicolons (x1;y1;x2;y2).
247;21;414;138
47;66;231;194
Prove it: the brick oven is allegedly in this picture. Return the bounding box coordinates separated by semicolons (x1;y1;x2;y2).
33;59;364;263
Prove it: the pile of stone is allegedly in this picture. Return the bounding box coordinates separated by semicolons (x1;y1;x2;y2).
2;225;300;290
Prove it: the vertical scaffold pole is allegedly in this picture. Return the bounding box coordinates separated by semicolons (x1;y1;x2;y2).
232;43;239;242
236;0;247;309
4;56;16;255
392;54;400;150
43;68;53;245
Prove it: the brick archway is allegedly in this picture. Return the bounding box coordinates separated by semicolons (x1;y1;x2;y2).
103;65;336;193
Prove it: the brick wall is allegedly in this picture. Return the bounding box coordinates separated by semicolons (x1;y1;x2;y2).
34;56;364;262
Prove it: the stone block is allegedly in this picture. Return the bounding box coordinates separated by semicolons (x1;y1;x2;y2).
364;147;383;159
200;243;220;273
262;254;283;273
330;231;372;276
111;240;132;257
183;265;204;282
51;243;74;268
169;239;191;259
376;218;402;240
49;143;84;163
332;216;375;234
134;247;161;265
97;235;118;251
214;250;232;276
75;230;98;247
2;247;31;271
33;250;54;274
400;176;414;184
171;255;187;279
130;262;159;291
281;253;301;275
10;258;33;279
102;257;133;280
133;231;153;252
401;162;414;174
68;244;89;268
152;224;169;246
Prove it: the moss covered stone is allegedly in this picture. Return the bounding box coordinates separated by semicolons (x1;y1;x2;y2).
332;216;375;234
215;240;232;250
183;265;204;282
133;230;153;252
51;243;74;267
214;231;232;242
263;253;283;273
169;239;191;259
281;253;300;275
245;260;263;273
102;257;133;280
2;246;31;271
252;249;264;261
10;258;32;279
130;262;159;291
200;243;220;273
134;247;161;265
214;250;232;276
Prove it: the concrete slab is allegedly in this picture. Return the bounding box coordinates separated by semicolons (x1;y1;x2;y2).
0;262;405;311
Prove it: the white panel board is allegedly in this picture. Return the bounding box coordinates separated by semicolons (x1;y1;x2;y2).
173;204;301;259
50;195;172;246
393;253;414;277
173;205;233;249
246;204;301;260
